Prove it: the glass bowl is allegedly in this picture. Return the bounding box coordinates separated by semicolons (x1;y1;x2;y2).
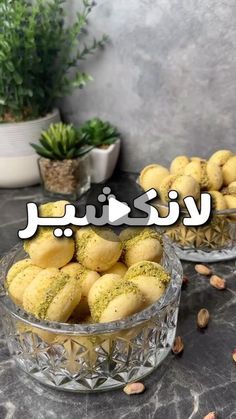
0;239;182;393
156;202;236;263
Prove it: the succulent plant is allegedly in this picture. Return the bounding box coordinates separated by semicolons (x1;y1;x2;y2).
31;123;92;160
80;118;120;147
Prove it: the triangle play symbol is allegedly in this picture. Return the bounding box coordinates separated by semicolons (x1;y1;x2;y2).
108;197;131;223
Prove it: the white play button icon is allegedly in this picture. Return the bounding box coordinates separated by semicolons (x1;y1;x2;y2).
108;197;131;223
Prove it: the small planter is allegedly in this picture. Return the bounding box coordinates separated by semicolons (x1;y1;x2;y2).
89;139;121;183
0;109;60;188
38;155;91;200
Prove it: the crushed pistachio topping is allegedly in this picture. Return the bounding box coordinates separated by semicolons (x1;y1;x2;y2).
200;161;210;189
76;228;95;262
37;274;70;319
160;175;177;202
76;267;89;283
122;228;162;251
125;261;170;285
67;265;90;285
91;281;142;322
5;259;32;288
39;203;55;217
76;227;121;262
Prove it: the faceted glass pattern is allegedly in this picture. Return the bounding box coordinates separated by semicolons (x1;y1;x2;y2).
0;239;182;392
156;202;236;262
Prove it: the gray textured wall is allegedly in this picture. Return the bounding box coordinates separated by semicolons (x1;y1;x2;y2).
62;0;236;172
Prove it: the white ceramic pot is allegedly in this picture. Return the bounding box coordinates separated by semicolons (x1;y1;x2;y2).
0;109;60;188
89;139;121;183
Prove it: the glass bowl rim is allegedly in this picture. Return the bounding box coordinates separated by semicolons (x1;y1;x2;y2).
0;238;182;335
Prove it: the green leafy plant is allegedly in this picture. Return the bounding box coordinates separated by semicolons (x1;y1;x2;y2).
0;0;107;122
80;118;120;148
31;122;92;160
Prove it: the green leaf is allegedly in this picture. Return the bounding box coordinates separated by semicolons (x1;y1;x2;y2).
72;72;93;88
5;61;15;72
13;73;23;85
30;143;54;159
0;51;6;60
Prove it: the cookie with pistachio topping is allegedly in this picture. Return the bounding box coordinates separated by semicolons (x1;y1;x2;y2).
159;174;200;204
170;155;190;176
222;155;236;186
124;261;170;306
24;229;75;269
6;259;32;285
209;149;234;168
184;160;223;190
88;273;123;308
208;191;227;211
24;200;74;269
90;280;145;323
5;259;42;307
120;228;163;267
23;268;81;322
75;227;122;272
227;181;236;195
139;164;169;191
61;262;100;318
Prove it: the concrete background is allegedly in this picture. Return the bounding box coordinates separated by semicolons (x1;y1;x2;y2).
62;0;236;172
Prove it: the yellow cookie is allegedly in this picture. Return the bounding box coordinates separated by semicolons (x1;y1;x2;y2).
209;150;234;167
124;261;170;306
184;160;223;190
139;164;169;191
7;265;42;307
6;259;32;286
103;262;127;277
121;228;163;267
75;227;122;272
222;155;236;186
170;155;190;175
24;230;75;269
160;174;200;204
208;191;227;211
23;268;81;322
88;273;123;308
228;181;236;195
61;262;100;318
90;281;145;323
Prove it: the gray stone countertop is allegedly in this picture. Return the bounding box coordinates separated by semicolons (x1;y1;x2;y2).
0;173;236;419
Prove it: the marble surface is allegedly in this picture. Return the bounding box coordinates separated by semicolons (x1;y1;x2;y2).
62;0;236;172
0;175;236;419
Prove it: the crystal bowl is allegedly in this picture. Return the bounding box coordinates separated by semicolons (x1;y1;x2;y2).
0;239;182;393
156;202;236;262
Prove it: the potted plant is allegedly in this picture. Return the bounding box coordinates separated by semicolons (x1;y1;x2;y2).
0;0;106;188
80;118;121;183
31;123;92;199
